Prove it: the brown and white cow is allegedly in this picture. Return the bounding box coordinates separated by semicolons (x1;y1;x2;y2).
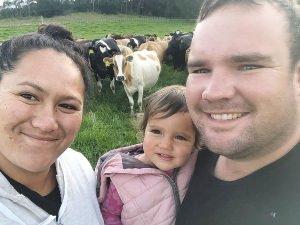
116;39;129;46
138;42;164;63
103;50;161;117
120;46;133;55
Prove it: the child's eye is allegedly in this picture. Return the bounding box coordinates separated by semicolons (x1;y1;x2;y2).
151;129;161;134
59;104;77;110
176;136;187;141
20;93;38;101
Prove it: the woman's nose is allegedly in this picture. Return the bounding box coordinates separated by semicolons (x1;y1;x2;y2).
31;107;58;132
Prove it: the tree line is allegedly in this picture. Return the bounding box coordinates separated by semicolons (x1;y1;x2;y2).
0;0;203;20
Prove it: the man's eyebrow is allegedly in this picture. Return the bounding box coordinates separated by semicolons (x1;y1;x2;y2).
229;53;274;63
187;53;273;68
18;81;45;92
187;59;208;68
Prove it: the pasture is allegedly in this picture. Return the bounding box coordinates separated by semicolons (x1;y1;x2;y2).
0;13;194;168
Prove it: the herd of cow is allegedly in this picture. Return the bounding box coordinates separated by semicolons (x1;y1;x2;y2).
0;30;193;116
77;30;193;116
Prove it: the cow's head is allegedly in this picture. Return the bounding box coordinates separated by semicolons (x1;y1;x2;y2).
126;38;138;50
165;36;181;55
93;43;118;71
103;53;133;83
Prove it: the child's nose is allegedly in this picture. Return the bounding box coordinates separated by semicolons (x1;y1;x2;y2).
159;138;173;150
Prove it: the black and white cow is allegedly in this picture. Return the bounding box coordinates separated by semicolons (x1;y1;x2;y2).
126;35;146;51
76;39;93;62
165;33;192;70
89;38;120;97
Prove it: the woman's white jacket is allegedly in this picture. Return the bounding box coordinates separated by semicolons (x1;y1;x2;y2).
0;148;104;225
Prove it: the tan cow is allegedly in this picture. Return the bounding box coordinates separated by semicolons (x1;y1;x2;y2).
116;39;129;46
120;46;133;55
104;50;161;116
138;42;164;63
155;41;171;63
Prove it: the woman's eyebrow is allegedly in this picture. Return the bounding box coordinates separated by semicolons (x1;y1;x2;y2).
18;81;45;92
18;81;83;105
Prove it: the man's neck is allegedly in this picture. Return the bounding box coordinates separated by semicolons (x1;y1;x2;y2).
214;130;300;181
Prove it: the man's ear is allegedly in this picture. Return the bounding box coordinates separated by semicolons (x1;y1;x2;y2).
295;61;300;97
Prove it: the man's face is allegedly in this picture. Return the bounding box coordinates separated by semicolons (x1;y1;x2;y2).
186;3;300;160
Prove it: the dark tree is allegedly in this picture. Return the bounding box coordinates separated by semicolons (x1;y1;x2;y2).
36;0;63;17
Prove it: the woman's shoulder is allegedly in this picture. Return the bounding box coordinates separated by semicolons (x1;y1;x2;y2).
57;148;92;171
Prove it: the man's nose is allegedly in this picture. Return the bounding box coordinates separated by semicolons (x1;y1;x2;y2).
202;69;236;102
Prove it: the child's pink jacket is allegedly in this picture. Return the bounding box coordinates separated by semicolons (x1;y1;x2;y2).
95;143;198;225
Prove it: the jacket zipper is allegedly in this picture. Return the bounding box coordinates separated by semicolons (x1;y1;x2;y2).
162;168;181;214
18;194;58;225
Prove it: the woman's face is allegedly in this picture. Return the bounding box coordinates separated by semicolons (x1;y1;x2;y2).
0;49;84;174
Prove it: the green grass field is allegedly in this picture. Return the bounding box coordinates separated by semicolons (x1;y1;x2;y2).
0;13;193;168
0;13;196;41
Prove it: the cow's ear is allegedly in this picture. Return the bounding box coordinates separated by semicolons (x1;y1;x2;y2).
126;55;133;62
177;38;184;46
103;57;114;66
89;46;95;53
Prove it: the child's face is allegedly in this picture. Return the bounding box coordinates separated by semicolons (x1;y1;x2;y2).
142;112;196;171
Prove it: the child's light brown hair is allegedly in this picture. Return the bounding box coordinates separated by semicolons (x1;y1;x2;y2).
140;85;201;149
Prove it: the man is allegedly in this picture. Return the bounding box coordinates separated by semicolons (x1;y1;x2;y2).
176;0;300;224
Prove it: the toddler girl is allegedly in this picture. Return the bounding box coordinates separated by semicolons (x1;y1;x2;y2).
95;85;201;225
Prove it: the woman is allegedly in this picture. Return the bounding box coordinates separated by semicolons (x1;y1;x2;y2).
0;26;104;224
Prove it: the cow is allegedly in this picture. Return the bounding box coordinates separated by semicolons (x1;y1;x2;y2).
185;47;191;64
163;34;173;42
116;39;129;46
103;50;161;117
89;38;120;97
122;34;134;39
126;35;146;51
138;42;164;63
76;39;93;62
165;33;192;70
106;33;134;40
120;46;133;55
145;34;162;42
154;40;171;63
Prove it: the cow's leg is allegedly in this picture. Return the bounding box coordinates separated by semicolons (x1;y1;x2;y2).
93;73;102;96
108;67;116;95
94;73;99;82
137;86;143;112
173;59;178;70
124;87;134;117
110;77;115;95
97;79;102;96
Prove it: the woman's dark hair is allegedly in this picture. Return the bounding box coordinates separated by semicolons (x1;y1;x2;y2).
140;85;201;149
0;24;90;99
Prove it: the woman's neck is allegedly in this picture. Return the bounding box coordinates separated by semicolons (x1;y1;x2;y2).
0;157;57;196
